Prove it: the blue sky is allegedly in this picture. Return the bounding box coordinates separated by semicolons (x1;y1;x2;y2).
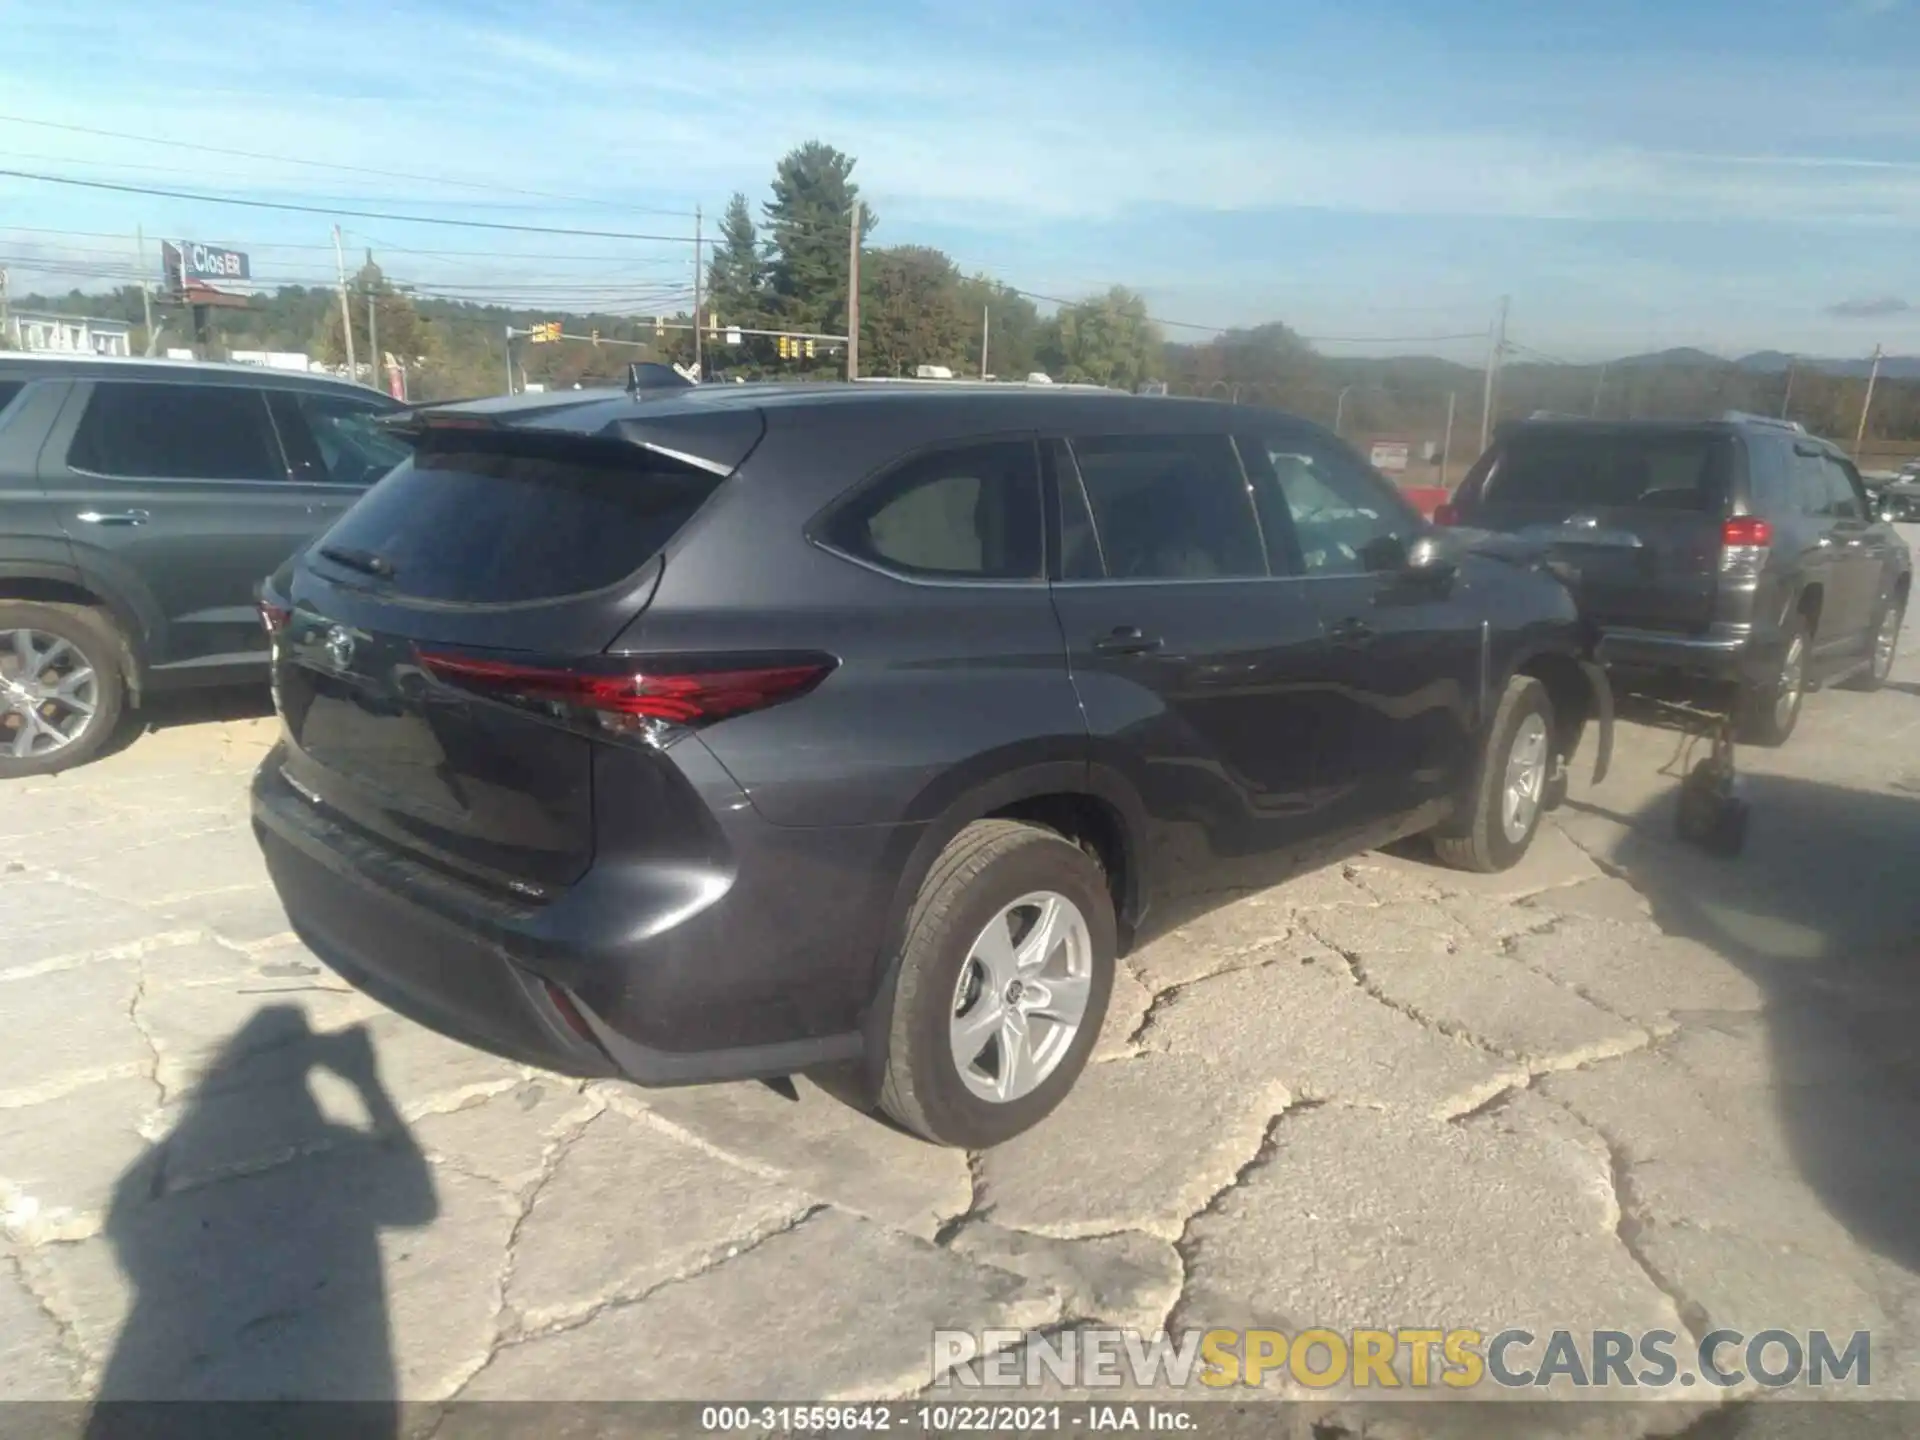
5;0;1920;360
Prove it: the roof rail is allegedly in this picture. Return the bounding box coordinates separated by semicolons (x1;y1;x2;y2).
1718;409;1805;433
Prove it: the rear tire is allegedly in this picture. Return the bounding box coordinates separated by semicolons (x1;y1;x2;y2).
0;602;127;778
1844;595;1903;692
1431;675;1556;874
1737;616;1807;747
878;820;1115;1149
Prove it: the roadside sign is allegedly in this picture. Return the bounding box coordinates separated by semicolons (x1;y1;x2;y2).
161;241;251;292
1369;440;1411;473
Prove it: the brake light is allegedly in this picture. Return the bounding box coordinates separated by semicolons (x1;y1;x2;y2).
1432;503;1461;527
415;650;836;738
258;600;290;636
1720;515;1773;580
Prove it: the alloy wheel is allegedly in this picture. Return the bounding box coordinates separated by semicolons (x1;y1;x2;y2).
1500;711;1550;845
0;629;99;760
949;890;1094;1104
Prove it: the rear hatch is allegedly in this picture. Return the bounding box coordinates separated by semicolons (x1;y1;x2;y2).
269;410;761;898
1454;426;1735;632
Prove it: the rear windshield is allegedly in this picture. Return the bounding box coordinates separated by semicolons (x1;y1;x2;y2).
313;434;724;604
1483;431;1732;513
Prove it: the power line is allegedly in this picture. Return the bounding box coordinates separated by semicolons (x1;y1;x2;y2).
0;168;699;244
0;114;698;218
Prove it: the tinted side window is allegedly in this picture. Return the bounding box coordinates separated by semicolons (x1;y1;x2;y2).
1068;433;1265;580
270;391;409;487
1789;451;1830;517
1823;456;1866;520
0;381;24;419
823;439;1042;580
1049;439;1106;581
1246;431;1420;575
69;383;283;481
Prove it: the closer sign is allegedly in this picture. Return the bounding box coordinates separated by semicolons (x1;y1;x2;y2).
161;240;252;291
1369;439;1411;474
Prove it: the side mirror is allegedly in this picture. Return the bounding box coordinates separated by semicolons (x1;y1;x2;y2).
1404;533;1458;579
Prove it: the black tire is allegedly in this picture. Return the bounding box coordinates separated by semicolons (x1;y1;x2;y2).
878;819;1116;1149
1431;675;1556;874
1843;594;1904;692
1737;615;1808;747
0;602;128;778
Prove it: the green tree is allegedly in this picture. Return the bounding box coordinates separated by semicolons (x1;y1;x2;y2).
957;276;1041;380
1041;286;1163;390
763;141;876;339
706;191;764;327
313;261;427;373
861;246;969;377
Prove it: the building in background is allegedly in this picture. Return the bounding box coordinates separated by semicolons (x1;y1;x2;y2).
5;310;132;356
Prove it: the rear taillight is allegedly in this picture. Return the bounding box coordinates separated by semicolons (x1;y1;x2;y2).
415;650;837;742
1719;516;1773;580
1432;503;1461;527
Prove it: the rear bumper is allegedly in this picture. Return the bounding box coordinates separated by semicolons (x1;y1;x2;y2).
1595;623;1771;688
252;750;901;1086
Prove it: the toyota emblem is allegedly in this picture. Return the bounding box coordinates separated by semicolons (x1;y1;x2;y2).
324;626;356;670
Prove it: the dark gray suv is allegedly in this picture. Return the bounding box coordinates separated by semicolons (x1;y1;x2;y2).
1444;412;1911;745
0;355;406;774
252;381;1611;1147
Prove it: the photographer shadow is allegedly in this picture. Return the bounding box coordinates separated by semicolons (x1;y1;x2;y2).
85;1005;437;1438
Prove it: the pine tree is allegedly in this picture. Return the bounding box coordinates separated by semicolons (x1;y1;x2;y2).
705;192;764;327
762;142;876;338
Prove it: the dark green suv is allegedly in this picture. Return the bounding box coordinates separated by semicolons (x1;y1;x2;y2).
0;355;406;775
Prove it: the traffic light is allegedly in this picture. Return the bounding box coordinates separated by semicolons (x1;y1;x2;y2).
804;339;816;359
529;321;561;344
653;315;664;336
591;329;600;347
777;336;792;359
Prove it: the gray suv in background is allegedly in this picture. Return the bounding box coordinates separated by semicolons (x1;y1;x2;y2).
0;356;406;774
1443;412;1911;745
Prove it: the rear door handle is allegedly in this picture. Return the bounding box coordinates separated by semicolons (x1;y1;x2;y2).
74;509;150;527
1094;626;1162;656
1327;617;1376;647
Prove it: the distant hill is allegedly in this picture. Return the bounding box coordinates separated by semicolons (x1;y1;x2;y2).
1604;348;1920;381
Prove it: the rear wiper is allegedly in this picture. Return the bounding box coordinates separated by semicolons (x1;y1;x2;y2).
318;545;396;579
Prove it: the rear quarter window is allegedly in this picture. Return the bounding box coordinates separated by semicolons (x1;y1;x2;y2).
818;438;1043;581
313;433;724;605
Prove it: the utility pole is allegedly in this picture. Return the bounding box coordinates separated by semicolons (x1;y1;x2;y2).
1334;385;1353;436
366;289;381;395
980;304;991;380
691;203;703;380
1854;344;1883;457
503;324;514;396
135;226;155;352
846;199;862;381
1590;362;1607;418
0;267;9;346
332;225;357;381
1439;391;1457;490
1780;359;1797;419
1479;295;1509;452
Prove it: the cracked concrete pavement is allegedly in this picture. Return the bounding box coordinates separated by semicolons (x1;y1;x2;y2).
3;610;1919;1432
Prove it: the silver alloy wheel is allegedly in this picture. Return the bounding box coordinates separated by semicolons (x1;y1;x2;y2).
1776;634;1806;730
0;629;99;760
1874;606;1902;680
949;890;1094;1105
1500;711;1550;845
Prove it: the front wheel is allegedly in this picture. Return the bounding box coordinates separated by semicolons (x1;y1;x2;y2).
878;820;1116;1148
1844;596;1904;692
1431;675;1556;874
